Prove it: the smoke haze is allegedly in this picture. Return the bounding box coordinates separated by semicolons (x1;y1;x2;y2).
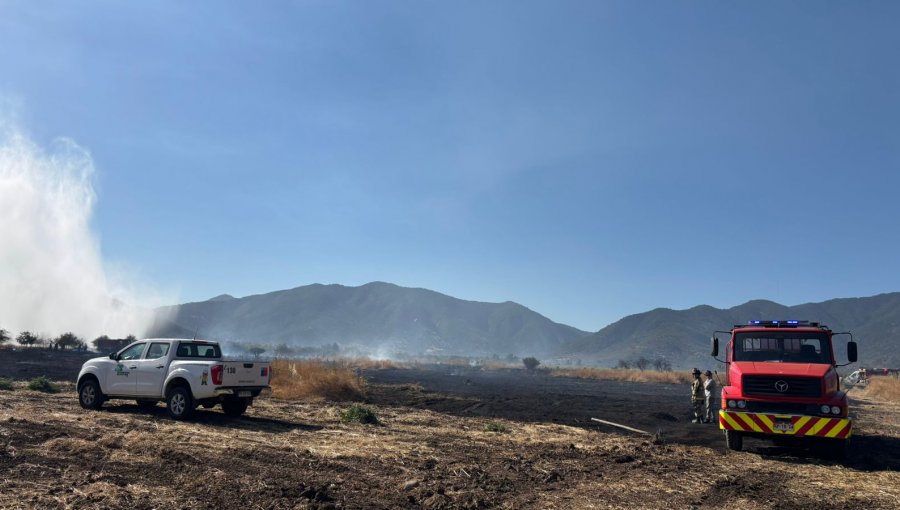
0;121;169;341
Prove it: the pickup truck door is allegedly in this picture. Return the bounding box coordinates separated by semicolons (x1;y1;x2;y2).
106;342;146;395
133;342;171;396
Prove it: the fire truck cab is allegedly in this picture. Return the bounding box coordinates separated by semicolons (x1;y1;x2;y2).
711;320;858;459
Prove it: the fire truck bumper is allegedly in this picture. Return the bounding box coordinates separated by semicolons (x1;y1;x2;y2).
719;410;852;439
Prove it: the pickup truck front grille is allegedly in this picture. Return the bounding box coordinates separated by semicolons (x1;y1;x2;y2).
743;375;822;398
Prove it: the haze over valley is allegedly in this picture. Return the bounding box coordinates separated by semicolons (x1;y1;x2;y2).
148;282;900;369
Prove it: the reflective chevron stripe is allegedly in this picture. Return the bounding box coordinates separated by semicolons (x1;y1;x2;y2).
719;410;852;439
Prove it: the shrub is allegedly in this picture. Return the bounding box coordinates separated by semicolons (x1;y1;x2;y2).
341;404;379;425
27;376;60;393
0;378;14;391
484;421;510;433
522;357;541;371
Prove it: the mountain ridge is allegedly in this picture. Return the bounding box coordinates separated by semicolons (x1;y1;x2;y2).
147;281;587;357
148;283;900;368
564;292;900;369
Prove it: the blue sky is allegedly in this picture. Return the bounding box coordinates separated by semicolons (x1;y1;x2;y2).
2;1;899;331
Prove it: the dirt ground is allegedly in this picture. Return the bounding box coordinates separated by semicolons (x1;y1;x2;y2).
1;351;900;509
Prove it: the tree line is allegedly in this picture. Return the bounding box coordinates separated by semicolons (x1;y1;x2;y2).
615;356;673;372
0;327;87;350
0;328;137;351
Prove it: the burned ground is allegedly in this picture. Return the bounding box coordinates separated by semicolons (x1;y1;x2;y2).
1;352;899;509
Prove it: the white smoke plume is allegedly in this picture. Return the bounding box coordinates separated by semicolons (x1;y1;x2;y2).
0;121;169;342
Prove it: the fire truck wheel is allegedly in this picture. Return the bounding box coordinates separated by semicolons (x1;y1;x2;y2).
725;430;743;451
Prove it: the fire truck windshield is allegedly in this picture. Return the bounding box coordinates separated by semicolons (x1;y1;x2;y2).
733;332;831;364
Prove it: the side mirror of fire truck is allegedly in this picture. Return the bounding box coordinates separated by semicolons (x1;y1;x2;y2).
710;336;719;357
847;341;858;364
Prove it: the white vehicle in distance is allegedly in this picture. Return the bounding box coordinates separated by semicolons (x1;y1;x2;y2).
76;339;272;420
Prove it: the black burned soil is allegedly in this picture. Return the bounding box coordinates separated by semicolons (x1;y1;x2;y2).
363;366;724;448
0;349;94;381
362;365;900;472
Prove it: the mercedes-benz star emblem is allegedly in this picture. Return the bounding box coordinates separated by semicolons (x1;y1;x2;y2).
774;380;789;393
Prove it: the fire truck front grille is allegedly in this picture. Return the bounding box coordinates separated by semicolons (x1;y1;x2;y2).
742;376;822;398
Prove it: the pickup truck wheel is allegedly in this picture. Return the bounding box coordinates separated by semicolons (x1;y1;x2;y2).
166;386;194;420
725;430;743;451
136;400;158;410
222;397;249;417
78;379;103;410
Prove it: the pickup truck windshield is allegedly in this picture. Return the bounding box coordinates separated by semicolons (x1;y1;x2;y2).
733;332;830;364
175;342;222;359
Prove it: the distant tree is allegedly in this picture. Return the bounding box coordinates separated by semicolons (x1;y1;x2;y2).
0;328;9;345
616;359;631;370
634;357;650;371
274;344;294;358
92;335;110;348
125;334;137;342
652;358;672;372
249;346;266;358
522;357;540;371
16;331;37;347
56;332;81;350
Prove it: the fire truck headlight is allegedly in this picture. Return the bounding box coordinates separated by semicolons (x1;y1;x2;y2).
736;400;747;409
728;400;736;408
821;405;831;414
831;406;841;415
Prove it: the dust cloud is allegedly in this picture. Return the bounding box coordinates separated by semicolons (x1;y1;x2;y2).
0;121;170;342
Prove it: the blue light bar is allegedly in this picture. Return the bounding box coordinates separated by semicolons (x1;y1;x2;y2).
738;320;824;329
746;320;810;326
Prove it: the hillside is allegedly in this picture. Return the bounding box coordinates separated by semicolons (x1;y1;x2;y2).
563;293;900;369
147;282;587;357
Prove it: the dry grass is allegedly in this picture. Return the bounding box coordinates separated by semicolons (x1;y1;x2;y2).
551;367;692;384
860;376;900;403
336;357;407;370
477;361;520;370
270;359;367;401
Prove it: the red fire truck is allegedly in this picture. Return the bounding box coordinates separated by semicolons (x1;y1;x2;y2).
711;320;858;459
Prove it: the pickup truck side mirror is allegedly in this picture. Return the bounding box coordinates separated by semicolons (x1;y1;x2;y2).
710;337;719;357
108;352;118;361
847;341;858;363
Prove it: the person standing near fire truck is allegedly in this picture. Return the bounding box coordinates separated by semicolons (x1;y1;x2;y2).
690;368;704;423
703;370;716;423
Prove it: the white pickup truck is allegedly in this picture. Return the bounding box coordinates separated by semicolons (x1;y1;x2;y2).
76;338;271;420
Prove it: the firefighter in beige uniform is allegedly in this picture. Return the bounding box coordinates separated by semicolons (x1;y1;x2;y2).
691;368;704;423
703;370;716;423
